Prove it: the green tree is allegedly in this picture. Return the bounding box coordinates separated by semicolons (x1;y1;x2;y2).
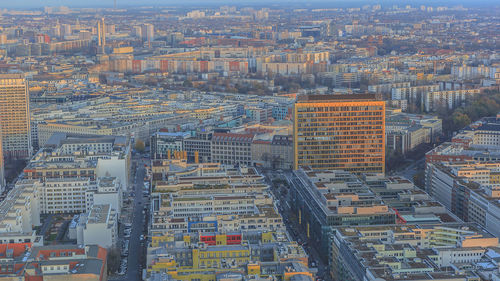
182;79;193;87
107;247;121;274
135;140;145;153
451;111;471;132
413;171;425;189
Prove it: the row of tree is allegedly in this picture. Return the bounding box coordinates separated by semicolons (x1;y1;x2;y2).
438;89;500;137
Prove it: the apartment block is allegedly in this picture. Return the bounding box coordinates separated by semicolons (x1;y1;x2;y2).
211;132;254;166
331;224;498;281
423;89;481;112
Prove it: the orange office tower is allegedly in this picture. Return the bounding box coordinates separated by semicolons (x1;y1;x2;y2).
293;94;385;174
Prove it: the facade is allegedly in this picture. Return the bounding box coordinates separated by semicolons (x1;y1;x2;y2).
151;131;190;159
293;94;385;174
0;74;31;159
0;179;41;233
0;128;4;193
40;178;89;214
426;162;500;238
423;89;481;112
77;204;118;248
211;132;254;166
37;177;122;215
425;115;500;237
385;112;442;154
183;131;213;163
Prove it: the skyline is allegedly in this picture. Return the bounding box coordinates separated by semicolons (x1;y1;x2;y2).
3;0;500;9
0;2;499;281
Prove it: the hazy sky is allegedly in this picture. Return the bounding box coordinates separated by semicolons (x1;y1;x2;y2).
3;0;498;8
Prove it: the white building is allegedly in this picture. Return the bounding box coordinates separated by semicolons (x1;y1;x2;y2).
0;180;41;233
40;178;89;214
77;204;117;248
90;177;123;215
39;177;122;215
96;154;130;191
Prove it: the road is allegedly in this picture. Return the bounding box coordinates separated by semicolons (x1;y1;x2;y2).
264;170;330;281
111;156;147;281
396;157;426;183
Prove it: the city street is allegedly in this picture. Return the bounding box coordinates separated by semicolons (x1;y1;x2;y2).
111;157;146;281
264;170;331;281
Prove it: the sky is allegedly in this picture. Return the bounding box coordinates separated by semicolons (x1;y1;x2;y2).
3;0;498;9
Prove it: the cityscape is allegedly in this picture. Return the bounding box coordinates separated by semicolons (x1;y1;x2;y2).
0;1;499;281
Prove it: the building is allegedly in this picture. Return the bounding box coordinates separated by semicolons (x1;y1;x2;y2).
0;74;31;159
183;131;213;163
97;17;106;54
76;204;118;248
425;115;500;237
0;179;41;233
426;162;500;238
0;128;4;193
331;224;499;281
24;134;131;191
289;168;396;258
293;94;385;174
385;112;442;155
147;233;313;281
423;89;481;112
142;23;154;45
0;244;108;280
211;132;254;166
37;177;122;215
151;131;190;159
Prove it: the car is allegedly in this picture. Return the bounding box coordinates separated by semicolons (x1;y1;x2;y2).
140;234;145;240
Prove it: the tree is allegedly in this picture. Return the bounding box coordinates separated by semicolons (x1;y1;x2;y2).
135;140;145;153
413;171;425;189
182;79;193;87
107;247;121;274
451;111;471;133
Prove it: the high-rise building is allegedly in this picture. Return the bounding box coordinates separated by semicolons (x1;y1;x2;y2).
293;94;385;174
0;74;31;159
141;23;154;46
0;127;4;193
97;17;106;54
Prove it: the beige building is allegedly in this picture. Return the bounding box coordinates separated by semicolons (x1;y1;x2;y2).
0;74;31;159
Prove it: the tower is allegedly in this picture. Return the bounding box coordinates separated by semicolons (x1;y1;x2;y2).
293;94;385;174
97;17;106;54
0;126;4;193
0;74;32;160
